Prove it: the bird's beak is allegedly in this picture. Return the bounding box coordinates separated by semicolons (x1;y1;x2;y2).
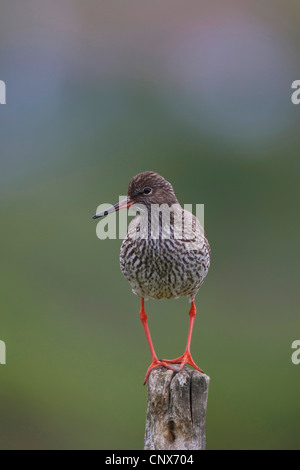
92;197;134;219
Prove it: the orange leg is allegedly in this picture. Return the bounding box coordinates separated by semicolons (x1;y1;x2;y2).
139;298;175;384
162;299;203;373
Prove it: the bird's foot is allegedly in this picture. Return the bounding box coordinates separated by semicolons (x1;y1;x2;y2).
162;351;203;374
143;359;176;385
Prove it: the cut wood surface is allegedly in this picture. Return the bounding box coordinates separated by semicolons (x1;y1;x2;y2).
144;366;210;450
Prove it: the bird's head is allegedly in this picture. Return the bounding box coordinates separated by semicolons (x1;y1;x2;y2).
127;171;178;208
92;171;178;219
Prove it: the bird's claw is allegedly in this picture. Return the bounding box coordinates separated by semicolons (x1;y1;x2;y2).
161;351;203;374
143;359;176;385
143;352;203;384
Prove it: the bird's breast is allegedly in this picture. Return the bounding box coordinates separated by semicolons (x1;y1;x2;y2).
120;212;210;300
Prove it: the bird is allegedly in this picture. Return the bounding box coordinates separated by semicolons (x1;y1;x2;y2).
93;171;210;384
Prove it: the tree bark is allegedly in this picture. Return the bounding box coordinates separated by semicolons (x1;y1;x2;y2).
144;366;210;450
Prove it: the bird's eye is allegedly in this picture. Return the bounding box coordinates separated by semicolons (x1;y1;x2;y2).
143;187;152;195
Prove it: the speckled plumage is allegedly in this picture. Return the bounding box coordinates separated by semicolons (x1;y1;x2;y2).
120;172;210;301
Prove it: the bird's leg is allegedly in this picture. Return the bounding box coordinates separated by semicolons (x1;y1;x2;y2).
162;299;203;373
139;298;175;384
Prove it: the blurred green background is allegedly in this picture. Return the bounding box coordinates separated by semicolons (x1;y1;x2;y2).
0;0;299;449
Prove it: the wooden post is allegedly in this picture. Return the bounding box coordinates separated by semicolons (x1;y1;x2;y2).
144;366;210;450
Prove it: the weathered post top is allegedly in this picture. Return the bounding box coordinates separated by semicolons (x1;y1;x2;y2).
144;366;210;450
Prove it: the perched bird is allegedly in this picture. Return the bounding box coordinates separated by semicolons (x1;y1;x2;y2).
93;171;210;383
